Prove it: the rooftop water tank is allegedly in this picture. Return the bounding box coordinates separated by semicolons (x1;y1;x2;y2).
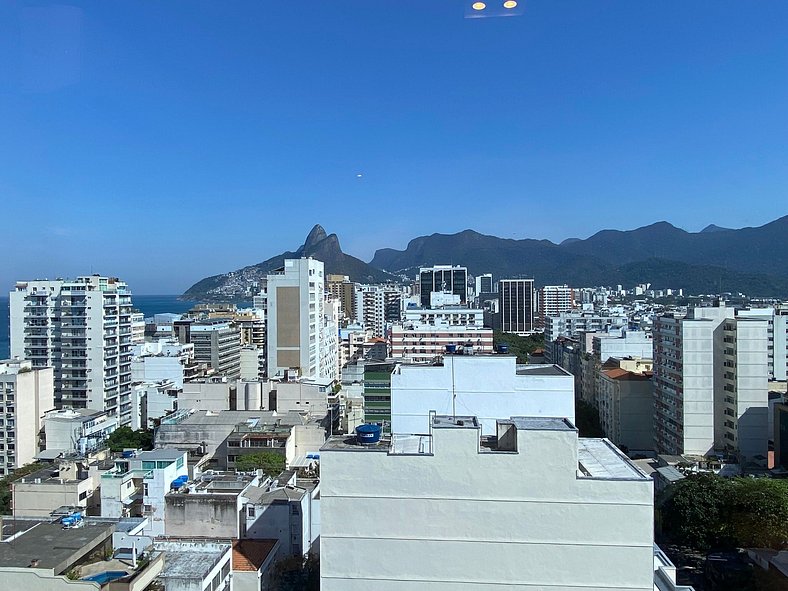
496;344;509;354
445;344;457;354
356;424;382;445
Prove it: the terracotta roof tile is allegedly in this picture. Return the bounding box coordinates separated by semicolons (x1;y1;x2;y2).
232;539;278;572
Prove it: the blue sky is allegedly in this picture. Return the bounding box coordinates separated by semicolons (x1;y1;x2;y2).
1;1;787;294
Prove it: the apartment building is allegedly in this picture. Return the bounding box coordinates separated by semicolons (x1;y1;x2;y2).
474;273;493;296
737;305;788;381
653;304;769;467
354;284;402;337
321;414;683;591
190;320;242;377
131;338;200;387
390;354;574;435
499;278;535;334
597;361;654;452
389;324;494;363
43;407;117;456
540;284;575;319
0;358;54;474
262;258;338;380
10;276;135;426
327;274;357;322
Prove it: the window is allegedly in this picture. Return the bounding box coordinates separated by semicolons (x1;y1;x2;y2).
248;505;256;518
176;456;184;469
142;461;155;470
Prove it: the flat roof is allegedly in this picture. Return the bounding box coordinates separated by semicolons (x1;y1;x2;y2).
136;449;185;461
507;417;575;431
155;541;230;579
0;522;114;570
577;439;650;481
516;364;570;377
433;415;478;429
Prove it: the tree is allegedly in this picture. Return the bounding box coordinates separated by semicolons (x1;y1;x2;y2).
575;400;605;438
492;331;544;363
269;554;319;591
106;427;154;452
234;451;286;476
659;473;733;550
727;478;788;549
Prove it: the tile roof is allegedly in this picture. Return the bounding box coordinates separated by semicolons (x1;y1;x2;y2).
232;539;278;572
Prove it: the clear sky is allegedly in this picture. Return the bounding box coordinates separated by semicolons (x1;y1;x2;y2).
1;1;787;294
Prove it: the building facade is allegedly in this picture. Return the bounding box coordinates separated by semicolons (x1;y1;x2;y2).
190;320;242;378
499;278;535;334
321;414;659;590
0;358;54;474
10;276;135;426
419;265;468;307
653;304;769;467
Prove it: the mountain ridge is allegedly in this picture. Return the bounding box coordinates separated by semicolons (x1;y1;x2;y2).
183;215;788;300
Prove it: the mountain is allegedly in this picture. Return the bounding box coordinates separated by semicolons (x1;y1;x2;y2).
700;224;732;233
369;216;788;297
559;216;788;277
182;225;395;300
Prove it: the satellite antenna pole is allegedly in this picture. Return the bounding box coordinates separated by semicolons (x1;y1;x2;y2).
451;352;456;420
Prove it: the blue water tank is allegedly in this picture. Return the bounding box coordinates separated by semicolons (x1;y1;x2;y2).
171;479;184;489
445;344;457;354
121;450;134;458
356;424;382;445
496;344;509;354
176;475;188;482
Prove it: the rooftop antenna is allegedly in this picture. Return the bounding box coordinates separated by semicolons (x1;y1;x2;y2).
451;349;456;420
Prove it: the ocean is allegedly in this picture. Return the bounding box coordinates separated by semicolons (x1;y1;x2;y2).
0;295;212;359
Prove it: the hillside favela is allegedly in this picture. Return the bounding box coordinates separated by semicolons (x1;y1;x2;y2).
1;3;787;591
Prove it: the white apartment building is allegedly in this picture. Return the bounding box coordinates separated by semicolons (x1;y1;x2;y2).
654;304;769;466
321;414;677;591
262;258;338;380
338;325;372;368
131;338;199;388
101;448;188;536
0;358;54;475
474;273;493;295
597;365;654;452
10;276;135;426
540;284;575;318
190;320;242;377
545;312;629;361
402;307;484;327
354;284;403;337
239;345;266;380
131;311;145;345
43;407;117;455
131;380;180;429
737;305;788;381
592;330;653;361
389;324;494;363
390;354;575;435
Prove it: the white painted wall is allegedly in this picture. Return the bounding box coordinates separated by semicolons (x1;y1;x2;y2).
320;421;654;590
390;356;575;435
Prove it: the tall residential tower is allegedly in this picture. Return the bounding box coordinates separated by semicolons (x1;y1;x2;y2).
10;276;135;426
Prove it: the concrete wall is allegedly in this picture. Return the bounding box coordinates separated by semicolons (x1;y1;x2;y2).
320;424;653;590
165;494;241;538
0;568;99;590
391;356;575;435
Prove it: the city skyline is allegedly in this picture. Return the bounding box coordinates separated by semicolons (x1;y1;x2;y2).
2;1;788;293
